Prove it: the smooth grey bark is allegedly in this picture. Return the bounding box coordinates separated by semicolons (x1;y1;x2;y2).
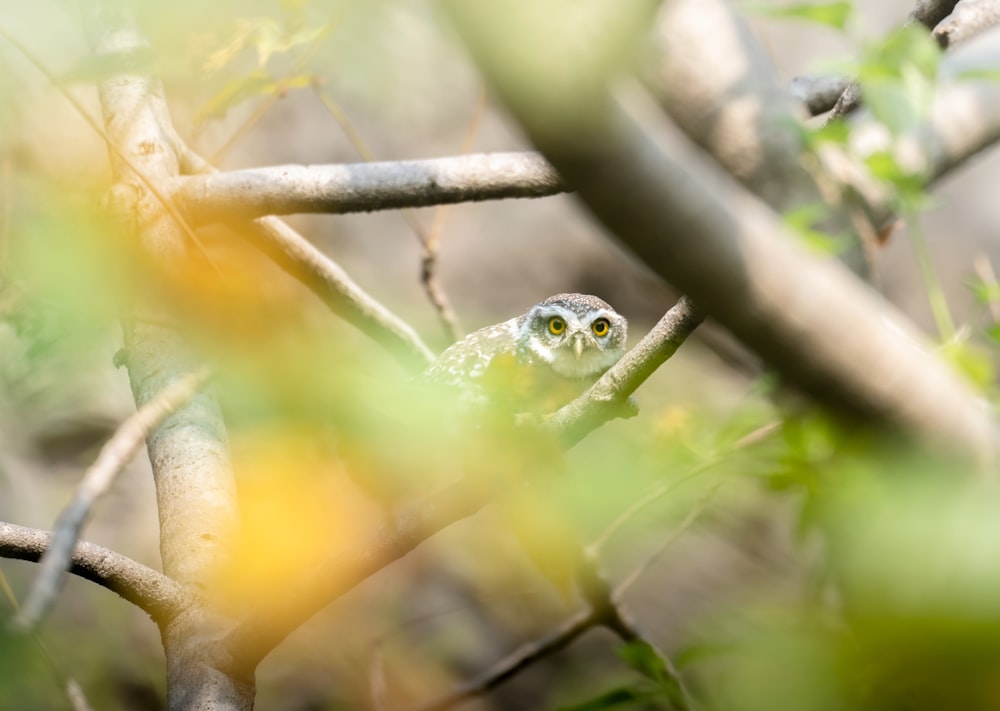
174;152;567;223
93;9;252;710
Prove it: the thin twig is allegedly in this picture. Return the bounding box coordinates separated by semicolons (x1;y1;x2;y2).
241;215;436;371
312;85;467;342
13;368;210;632
0;569;96;711
590;421;779;555
370;642;391;711
418;88;488;343
613;483;721;598
577;559;695;711
408;607;597;711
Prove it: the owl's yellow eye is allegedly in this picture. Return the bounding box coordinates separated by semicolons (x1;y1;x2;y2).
548;317;566;335
592;318;610;337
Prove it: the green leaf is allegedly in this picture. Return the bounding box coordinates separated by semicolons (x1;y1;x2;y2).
937;329;996;390
782;204;851;256
744;1;853;30
876;24;940;81
618;641;683;690
858;25;940;139
553;685;648;711
196;71;313;122
967;275;1000;306
863;150;928;211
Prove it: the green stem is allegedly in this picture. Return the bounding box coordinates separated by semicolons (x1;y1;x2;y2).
908;211;955;341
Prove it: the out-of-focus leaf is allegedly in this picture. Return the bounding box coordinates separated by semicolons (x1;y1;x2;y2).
255;23;329;66
196;70;312;122
782;203;850;256
968;275;1000;306
863;150;928;210
204;18;330;73
743;1;853;30
554;685;649;711
869;24;940;81
939;329;995;390
618;641;687;704
859;25;940;137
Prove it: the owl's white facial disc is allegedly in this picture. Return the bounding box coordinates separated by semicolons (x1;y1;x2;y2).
520;303;625;379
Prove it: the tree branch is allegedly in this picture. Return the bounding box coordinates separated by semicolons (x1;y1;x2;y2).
0;522;186;624
224;299;703;670
411;553;695;711
645;0;876;275
911;0;964;28
790;75;851;116
13;368;209;632
441;1;1000;462
239;215;437;370
935;0;1000;48
828;0;961;120
547;296;705;446
174;153;567;224
93;8;254;709
408;607;597;711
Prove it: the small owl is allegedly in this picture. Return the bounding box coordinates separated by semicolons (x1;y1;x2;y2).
424;293;628;414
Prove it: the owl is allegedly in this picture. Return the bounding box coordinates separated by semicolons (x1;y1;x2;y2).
424;293;628;415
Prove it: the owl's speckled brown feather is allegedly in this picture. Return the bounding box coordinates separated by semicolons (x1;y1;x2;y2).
423;293;627;414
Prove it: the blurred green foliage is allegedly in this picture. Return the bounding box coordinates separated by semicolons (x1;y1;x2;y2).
1;1;1000;710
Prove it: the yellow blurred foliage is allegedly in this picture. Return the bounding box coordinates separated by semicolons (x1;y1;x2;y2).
221;424;382;607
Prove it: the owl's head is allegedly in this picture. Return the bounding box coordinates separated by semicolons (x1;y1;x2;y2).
517;293;627;379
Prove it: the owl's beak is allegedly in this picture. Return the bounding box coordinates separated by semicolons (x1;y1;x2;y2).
571;333;585;359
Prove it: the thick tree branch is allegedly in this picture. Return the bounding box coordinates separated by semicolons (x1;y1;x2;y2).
442;1;1000;461
0;522;186;624
13;368;209;632
94;8;253;709
174;153;567;224
646;0;876;275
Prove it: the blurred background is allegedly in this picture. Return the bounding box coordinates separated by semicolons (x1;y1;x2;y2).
2;1;999;709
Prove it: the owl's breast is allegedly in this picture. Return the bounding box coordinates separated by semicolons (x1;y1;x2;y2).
480;351;594;414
